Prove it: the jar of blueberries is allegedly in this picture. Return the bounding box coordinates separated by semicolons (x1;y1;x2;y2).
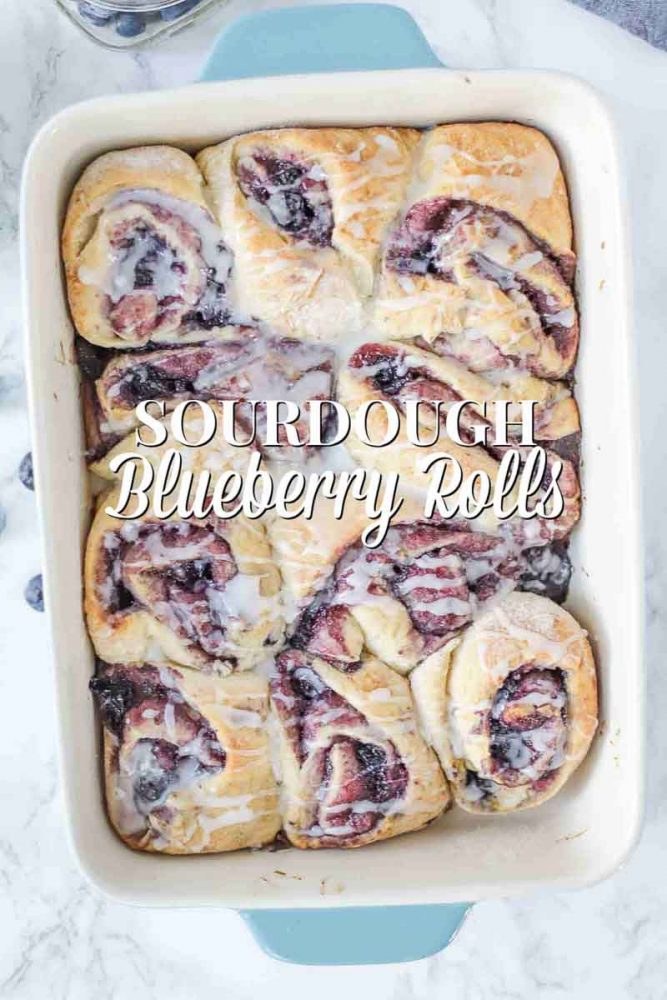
57;0;227;47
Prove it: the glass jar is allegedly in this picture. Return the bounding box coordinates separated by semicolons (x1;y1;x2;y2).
56;0;228;48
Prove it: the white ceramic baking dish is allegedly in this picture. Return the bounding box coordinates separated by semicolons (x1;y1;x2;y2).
21;61;643;910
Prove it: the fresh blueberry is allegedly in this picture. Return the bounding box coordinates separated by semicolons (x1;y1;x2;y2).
78;1;113;25
160;0;201;21
115;12;147;37
18;452;34;492
25;574;45;613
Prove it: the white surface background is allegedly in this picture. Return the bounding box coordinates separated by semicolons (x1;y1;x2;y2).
0;0;663;996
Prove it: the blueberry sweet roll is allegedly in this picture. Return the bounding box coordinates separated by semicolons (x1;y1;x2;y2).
84;330;335;463
198;127;419;342
411;592;597;812
63;147;235;348
270;649;449;848
270;498;571;674
85;492;283;674
340;340;581;541
375;124;578;378
91;662;280;852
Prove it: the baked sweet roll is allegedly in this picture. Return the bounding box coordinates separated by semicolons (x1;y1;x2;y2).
80;330;335;462
374;124;578;378
411;592;597;812
198;127;419;341
270;497;573;675
270;649;449;847
85;490;283;673
63;147;236;348
91;662;280;852
340;340;581;542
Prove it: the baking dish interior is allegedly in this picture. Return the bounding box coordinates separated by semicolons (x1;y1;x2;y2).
21;68;643;908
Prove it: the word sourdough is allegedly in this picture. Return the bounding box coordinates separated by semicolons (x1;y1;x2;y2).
104;397;565;548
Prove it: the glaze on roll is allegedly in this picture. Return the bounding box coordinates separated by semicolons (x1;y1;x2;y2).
63;147;236;348
270;648;449;848
270;497;573;675
374;124;579;378
340;339;581;542
83;329;335;462
411;592;598;812
91;662;280;852
198;127;419;341
85;491;284;674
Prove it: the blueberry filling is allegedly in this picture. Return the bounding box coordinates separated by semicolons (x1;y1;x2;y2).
132;738;179;807
463;769;496;803
165;557;213;590
354;742;407;805
130;735;225;815
183;272;230;330
387;198;572;287
95;336;335;463
237;151;334;247
90;671;144;738
94;196;233;343
348;343;486;446
115;363;195;400
76;337;109;381
291;664;329;701
489;666;567;786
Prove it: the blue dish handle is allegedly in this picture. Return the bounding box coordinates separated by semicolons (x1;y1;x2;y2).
200;3;442;80
200;2;469;965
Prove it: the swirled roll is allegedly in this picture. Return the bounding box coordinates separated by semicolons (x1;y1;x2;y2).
411;592;597;812
339;339;581;542
63;147;236;348
374;123;578;377
82;330;335;464
85;490;283;674
270;648;449;848
269;496;573;674
198;127;419;342
90;662;280;852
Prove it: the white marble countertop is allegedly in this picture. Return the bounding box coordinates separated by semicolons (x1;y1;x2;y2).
0;0;664;995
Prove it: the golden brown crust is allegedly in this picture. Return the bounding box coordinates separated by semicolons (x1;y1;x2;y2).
63;147;209;257
100;664;281;853
420;123;573;253
272;654;450;848
411;592;597;813
198;127;419;342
